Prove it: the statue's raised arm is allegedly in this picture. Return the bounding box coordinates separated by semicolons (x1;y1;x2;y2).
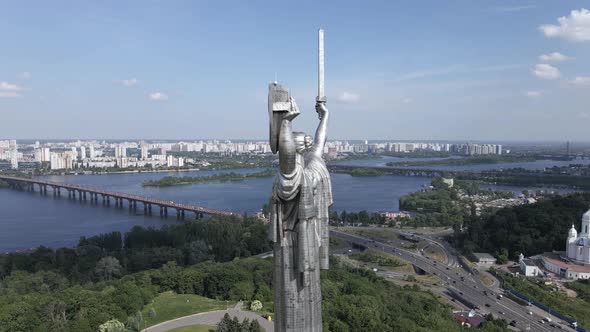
311;102;329;159
277;98;300;174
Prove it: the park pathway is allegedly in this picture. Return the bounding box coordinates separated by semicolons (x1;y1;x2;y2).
142;302;274;332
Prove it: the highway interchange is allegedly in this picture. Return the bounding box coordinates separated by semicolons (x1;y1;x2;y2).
331;228;575;332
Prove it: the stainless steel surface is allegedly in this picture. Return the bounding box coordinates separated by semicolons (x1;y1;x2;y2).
269;31;332;332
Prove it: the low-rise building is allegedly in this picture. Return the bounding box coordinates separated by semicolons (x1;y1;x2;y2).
519;253;540;277
473;252;497;265
541;252;590;280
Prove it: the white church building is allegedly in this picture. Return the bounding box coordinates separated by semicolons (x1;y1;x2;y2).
566;209;590;263
539;208;590;280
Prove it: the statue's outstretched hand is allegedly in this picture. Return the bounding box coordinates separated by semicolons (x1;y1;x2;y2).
284;97;300;121
315;102;328;120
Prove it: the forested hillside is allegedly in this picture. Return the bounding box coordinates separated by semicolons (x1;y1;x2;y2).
455;193;590;260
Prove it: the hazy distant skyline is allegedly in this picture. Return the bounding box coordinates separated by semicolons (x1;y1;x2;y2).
1;1;589;141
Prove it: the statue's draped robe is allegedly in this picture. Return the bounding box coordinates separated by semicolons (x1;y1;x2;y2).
270;153;332;332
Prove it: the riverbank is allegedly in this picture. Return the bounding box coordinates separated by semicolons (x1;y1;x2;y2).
142;169;275;187
329;164;590;190
385;155;535;167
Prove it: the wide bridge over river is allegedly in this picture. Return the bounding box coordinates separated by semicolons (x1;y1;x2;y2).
0;175;236;219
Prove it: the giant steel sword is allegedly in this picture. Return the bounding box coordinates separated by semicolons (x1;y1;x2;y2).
316;28;326;104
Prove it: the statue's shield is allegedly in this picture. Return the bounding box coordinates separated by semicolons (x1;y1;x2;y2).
268;82;290;154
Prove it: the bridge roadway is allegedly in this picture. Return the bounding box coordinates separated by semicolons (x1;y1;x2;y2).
332;229;575;332
0;175;236;219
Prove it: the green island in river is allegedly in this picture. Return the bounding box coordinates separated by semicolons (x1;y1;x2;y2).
142;169;276;187
385;155;535;167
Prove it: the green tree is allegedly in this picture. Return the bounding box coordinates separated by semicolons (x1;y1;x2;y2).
95;256;123;281
249;300;262;312
98;319;126;332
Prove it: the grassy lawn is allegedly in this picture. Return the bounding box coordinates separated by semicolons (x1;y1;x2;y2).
329;236;350;250
423;245;447;263
168;325;216;332
479;273;496;287
502;275;590;328
391;263;416;274
141;291;226;327
400;226;451;234
350;228;400;240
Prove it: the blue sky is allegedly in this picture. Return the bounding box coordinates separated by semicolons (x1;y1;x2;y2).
1;1;589;141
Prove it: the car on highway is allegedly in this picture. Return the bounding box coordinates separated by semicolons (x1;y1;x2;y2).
509;320;517;327
485;303;490;307
498;311;505;315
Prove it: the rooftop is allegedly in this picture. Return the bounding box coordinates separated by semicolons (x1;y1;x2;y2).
542;253;590;273
522;258;538;267
473;253;496;259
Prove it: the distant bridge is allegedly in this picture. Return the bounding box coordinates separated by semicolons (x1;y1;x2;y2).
0;175;237;219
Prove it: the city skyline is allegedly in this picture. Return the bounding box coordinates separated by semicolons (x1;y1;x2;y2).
1;2;590;140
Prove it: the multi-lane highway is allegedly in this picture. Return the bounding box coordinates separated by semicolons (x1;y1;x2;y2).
331;229;574;332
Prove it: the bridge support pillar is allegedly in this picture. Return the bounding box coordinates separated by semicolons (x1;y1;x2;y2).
148;204;152;215
78;191;82;201
68;190;72;199
176;209;181;220
57;188;61;197
164;207;168;217
83;192;87;201
181;210;185;219
159;206;163;217
144;203;148;214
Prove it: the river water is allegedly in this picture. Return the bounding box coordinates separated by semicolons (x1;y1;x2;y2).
0;168;431;251
334;155;590;171
0;157;585;252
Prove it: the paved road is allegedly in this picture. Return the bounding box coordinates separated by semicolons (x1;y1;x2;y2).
143;303;273;332
331;230;575;332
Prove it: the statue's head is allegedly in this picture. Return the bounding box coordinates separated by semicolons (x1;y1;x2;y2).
293;132;314;153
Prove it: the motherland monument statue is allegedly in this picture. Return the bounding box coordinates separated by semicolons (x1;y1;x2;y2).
268;29;332;332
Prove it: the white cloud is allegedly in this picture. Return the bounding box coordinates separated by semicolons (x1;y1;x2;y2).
0;92;21;98
538;52;570;62
121;78;138;87
570;76;590;85
335;92;360;104
402;98;412;104
19;72;31;80
149;92;168;101
525;91;543;98
531;64;560;80
0;81;24;92
539;8;590;42
578;112;590;119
